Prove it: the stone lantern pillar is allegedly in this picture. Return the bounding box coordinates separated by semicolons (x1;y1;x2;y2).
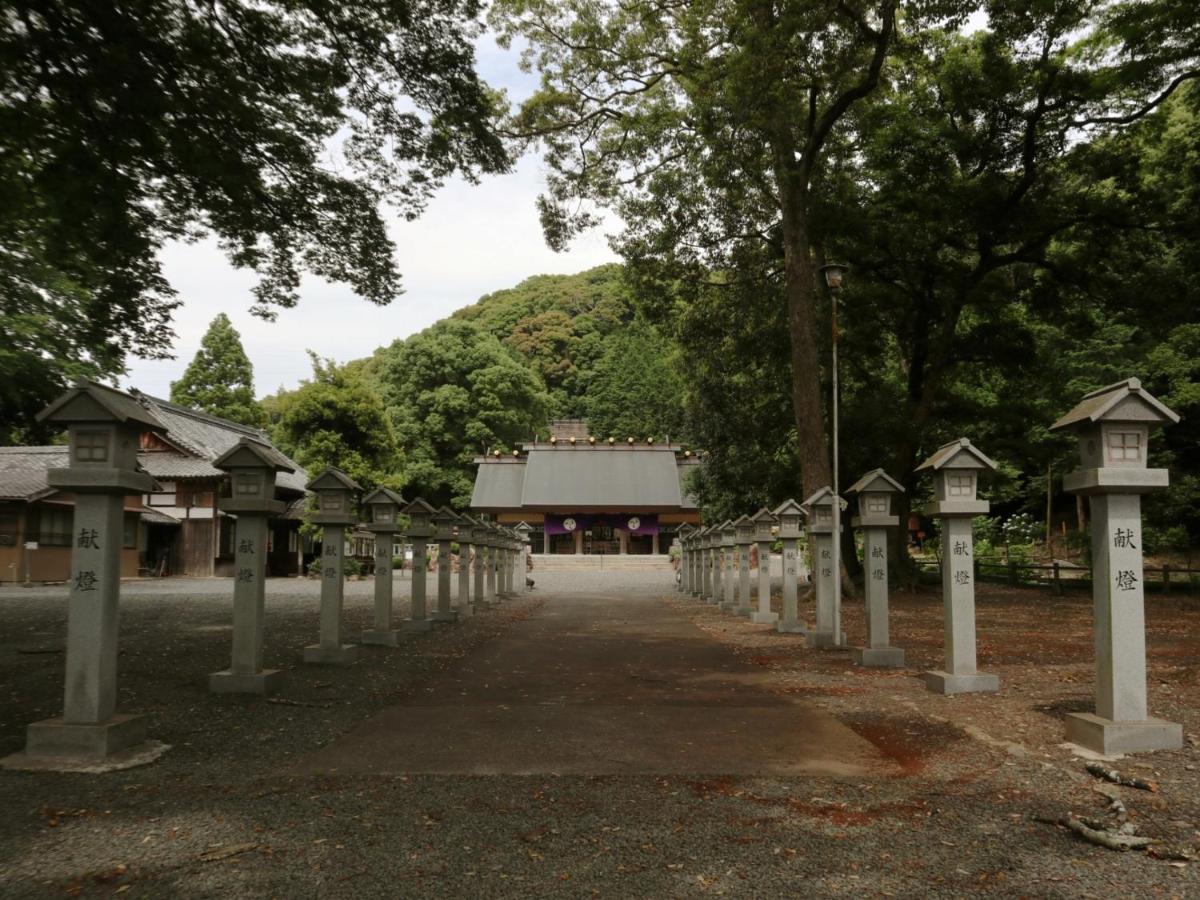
773;500;807;634
1051;378;1183;753
711;525;727;606
801;487;847;648
210;438;293;691
402;498;436;633
360;487;405;645
484;523;499;603
471;519;489;609
846;469;906;668
677;524;692;594
719;520;737;612
916;438;999;694
501;528;517;597
698;527;713;601
733;515;755;617
691;529;704;598
455;513;475;619
749;508;779;625
432;507;459;623
515;522;533;592
14;380;166;764
493;527;509;599
305;467;362;664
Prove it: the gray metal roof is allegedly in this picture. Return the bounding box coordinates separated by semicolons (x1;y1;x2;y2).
1050;377;1179;431
472;447;698;511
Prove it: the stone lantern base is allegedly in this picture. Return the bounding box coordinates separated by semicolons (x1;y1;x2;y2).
403;619;433;634
751;610;779;625
209;669;284;694
808;631;846;649
922;669;998;695
303;644;358;665
1066;713;1182;755
361;628;401;647
776;619;807;635
431;609;460;623
852;646;905;668
24;713;148;759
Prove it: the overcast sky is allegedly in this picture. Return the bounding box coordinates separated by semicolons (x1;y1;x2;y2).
123;36;619;401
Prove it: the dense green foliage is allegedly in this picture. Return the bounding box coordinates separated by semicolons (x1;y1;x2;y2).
170;315;264;427
266;354;400;491
1;0;507;441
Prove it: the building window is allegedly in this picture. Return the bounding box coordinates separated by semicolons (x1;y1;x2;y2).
38;505;73;546
1106;430;1142;463
0;507;19;546
75;431;109;462
219;517;236;557
235;475;261;496
148;481;177;506
947;473;974;497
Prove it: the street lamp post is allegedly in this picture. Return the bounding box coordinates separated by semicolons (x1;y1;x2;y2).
820;262;849;647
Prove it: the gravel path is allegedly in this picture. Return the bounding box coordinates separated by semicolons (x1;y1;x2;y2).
0;574;1197;897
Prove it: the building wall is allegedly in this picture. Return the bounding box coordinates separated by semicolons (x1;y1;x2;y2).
0;502;143;583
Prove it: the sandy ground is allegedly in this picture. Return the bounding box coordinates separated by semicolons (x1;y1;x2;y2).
0;571;1197;898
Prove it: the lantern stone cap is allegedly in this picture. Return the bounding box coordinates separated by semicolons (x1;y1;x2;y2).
800;486;848;511
362;486;405;507
772;498;804;518
403;497;437;517
307;467;362;492
37;378;167;431
749;507;777;525
432;505;459;522
214;437;295;473
914;438;997;473
845;468;905;496
733;514;754;526
678;523;696;538
514;521;533;535
1050;377;1179;431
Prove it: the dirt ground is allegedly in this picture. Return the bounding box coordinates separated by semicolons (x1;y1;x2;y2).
0;575;1198;898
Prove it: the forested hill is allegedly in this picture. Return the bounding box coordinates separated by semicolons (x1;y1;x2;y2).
264;265;686;509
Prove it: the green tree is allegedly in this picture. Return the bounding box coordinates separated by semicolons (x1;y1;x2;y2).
268;354;400;490
583;321;685;442
170;314;264;426
375;319;549;507
2;0;508;436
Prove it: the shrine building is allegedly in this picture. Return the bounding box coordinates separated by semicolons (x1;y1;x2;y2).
470;419;701;554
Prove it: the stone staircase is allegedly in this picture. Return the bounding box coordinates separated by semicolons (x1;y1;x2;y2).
530;553;674;572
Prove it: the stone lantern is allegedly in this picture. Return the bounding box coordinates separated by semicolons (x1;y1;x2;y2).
361;487;405;646
845;469;905;668
515;522;533;592
716;520;736;611
698;526;715;602
402;498;437;633
801;486;847;648
1050;378;1182;753
432;506;460;623
470;518;491;609
305;467;362;665
210;438;293;693
732;515;755;617
677;524;695;595
455;513;476;619
915;438;998;694
749;508;779;625
688;527;703;598
484;522;501;603
772;499;806;634
11;380;166;767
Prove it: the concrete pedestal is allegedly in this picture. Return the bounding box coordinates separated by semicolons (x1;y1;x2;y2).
777;539;806;634
853;525;905;668
407;536;431;632
702;549;714;601
212;514;283;692
303;644;358;664
473;547;487;610
485;545;497;604
720;547;737;611
923;516;997;692
362;530;399;646
1065;713;1182;755
922;670;999;695
305;524;355;665
25;713;147;758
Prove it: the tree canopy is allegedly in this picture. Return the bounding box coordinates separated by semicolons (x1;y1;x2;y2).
170;314;264;427
1;0;508;440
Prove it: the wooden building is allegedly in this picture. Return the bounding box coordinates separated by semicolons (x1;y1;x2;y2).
470;420;702;555
0;391;308;582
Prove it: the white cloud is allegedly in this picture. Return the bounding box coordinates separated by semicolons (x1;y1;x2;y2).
122;36;620;400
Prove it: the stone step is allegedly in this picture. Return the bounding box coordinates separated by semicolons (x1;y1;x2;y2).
530;554;673;570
